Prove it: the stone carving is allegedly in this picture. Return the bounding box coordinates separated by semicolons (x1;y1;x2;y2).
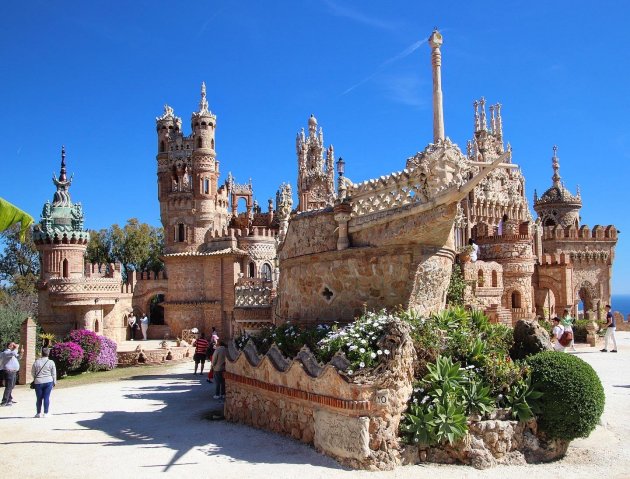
314;410;370;460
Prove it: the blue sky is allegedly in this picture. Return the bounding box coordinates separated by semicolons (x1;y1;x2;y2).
1;0;629;293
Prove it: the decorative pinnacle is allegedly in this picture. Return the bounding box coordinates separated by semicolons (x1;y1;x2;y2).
199;81;209;113
59;145;67;182
552;145;561;186
428;29;443;48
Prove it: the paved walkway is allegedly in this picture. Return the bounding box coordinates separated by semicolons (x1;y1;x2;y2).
1;334;629;479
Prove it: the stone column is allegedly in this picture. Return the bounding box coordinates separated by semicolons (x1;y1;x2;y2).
19;317;37;385
428;30;445;143
334;202;352;251
585;310;599;347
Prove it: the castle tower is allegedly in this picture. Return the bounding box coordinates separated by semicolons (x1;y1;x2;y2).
428;29;445;142
533;146;582;227
296;114;335;212
33;146;90;281
156;83;228;253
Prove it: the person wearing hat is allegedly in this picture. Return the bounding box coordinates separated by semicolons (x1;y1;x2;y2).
31;347;57;418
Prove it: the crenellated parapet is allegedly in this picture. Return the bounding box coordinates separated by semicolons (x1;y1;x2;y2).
542;224;617;241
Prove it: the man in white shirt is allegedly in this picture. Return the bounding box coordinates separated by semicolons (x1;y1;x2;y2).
469;238;479;262
1;342;21;406
140;314;149;341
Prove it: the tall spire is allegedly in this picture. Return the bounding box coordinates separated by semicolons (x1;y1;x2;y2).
52;145;73;207
59;145;67;182
552;145;561;187
479;97;487;131
428;29;445;142
199;81;209;113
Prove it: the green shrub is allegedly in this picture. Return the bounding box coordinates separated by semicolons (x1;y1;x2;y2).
573;319;589;342
528;351;605;440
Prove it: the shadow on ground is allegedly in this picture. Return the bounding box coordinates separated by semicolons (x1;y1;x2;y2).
75;371;343;472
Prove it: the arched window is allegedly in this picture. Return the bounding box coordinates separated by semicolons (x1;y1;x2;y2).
62;258;69;278
477;269;484;287
211;139;215;149
261;263;272;281
248;262;255;278
204;178;210;195
491;270;498;287
178;224;185;243
511;291;522;309
159;141;165;153
197;137;203;148
94;319;100;333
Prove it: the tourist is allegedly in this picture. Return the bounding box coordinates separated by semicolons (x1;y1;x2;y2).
192;333;210;375
469;238;479;262
127;313;137;340
139;314;149;341
32;347;57;418
1;342;21;406
551;317;565;352
601;304;618;353
561;309;577;352
212;341;227;399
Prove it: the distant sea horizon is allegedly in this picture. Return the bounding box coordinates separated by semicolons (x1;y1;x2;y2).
612;294;630;319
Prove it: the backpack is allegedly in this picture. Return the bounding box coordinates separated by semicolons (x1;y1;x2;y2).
559;330;573;347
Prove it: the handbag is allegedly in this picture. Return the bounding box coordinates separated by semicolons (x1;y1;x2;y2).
31;359;50;389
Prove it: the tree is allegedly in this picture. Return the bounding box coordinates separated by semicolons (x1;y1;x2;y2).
0;224;39;296
86;228;113;268
86;219;164;277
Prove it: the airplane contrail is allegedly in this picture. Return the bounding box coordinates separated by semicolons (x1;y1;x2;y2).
342;38;427;95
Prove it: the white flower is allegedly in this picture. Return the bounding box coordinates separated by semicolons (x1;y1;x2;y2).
384;349;390;355
347;370;353;375
359;347;366;353
377;350;383;355
370;352;377;359
359;362;365;368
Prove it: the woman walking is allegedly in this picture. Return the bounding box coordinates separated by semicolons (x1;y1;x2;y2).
32;347;57;418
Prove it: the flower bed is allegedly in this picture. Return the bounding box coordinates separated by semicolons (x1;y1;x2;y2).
226;307;603;470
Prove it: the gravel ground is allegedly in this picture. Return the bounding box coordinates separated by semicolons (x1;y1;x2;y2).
1;332;629;479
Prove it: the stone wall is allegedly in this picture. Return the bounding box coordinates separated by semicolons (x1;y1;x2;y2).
116;345;194;367
224;320;415;470
277;243;452;323
402;411;568;469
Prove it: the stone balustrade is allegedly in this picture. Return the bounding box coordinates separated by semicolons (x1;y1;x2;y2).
48;277;125;295
235;279;273;307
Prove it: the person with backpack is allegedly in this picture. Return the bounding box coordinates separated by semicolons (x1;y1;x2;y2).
551;317;566;352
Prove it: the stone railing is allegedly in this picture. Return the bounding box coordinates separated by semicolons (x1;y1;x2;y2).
349;167;429;218
224;320;414;470
48;277;124;295
235;279;273;307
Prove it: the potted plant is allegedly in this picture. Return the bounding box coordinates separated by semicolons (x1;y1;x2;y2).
458;245;474;263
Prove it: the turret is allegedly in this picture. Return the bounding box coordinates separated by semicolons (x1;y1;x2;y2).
191;82;216;152
33;147;89;281
296;115;336;212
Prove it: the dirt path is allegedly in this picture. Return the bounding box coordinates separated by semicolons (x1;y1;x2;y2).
1;333;629;479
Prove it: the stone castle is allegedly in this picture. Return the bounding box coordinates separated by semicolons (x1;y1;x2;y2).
34;30;617;343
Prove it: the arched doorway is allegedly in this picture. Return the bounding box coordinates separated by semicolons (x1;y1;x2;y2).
149;294;165;325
